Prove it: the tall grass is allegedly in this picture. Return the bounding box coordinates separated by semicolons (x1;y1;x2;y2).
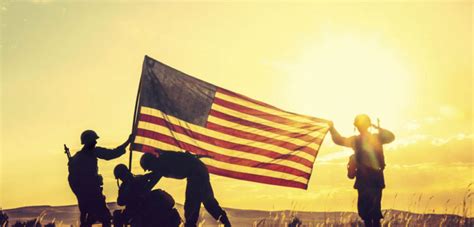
5;183;473;226
251;183;473;227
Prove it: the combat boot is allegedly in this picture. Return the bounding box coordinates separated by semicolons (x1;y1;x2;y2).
218;212;231;227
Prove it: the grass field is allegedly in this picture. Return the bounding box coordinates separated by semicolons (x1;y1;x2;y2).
3;202;472;227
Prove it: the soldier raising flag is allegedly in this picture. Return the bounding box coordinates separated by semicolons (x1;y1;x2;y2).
67;130;133;227
329;115;395;227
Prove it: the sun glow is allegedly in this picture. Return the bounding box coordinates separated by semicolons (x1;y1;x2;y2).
281;33;413;131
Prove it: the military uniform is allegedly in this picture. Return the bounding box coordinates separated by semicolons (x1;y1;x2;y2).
115;173;180;227
352;133;388;222
330;121;394;227
68;146;126;227
142;151;230;227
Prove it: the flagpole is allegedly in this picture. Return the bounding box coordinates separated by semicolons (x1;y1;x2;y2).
129;62;144;171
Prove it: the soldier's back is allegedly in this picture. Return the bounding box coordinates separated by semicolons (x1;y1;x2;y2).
68;150;102;191
353;134;385;189
155;151;201;178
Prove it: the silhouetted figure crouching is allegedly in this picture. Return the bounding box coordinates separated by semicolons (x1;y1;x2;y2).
140;150;231;227
113;164;181;227
329;115;395;227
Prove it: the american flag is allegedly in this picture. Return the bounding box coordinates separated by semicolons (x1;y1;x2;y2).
131;56;331;189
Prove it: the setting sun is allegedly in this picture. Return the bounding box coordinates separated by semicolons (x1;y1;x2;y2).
1;1;472;226
280;32;413;130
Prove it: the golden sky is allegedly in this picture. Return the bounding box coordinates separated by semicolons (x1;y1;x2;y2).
1;1;472;216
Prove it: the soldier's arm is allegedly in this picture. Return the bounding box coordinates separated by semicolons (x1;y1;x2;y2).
329;123;354;148
95;146;126;160
96;135;133;160
377;127;395;144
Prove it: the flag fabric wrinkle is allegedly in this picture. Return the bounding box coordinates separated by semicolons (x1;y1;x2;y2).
131;55;330;189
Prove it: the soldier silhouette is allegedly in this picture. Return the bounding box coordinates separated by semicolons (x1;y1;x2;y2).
329;115;395;227
140;150;231;227
113;164;181;227
67;130;132;227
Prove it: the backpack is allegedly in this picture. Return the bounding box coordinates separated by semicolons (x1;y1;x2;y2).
347;154;357;179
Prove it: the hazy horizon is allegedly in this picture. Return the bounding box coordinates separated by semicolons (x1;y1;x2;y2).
1;0;472;218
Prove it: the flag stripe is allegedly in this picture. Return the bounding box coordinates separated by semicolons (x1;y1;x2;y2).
206;165;307;189
206;121;319;156
208;109;322;143
133;56;331;190
140;114;316;162
203;158;308;184
217;87;329;124
213;98;324;132
207;114;322;149
135;131;310;179
140;106;317;161
217;88;282;111
212;103;326;137
135;135;183;152
134;136;310;184
136;118;314;172
215;92;329;127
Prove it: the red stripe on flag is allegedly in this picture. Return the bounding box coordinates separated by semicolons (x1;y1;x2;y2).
217;87;279;110
209;109;319;143
214;97;324;130
136;129;311;179
131;143;155;153
139;114;314;168
217;87;331;124
206;165;308;189
206;121;320;156
137;127;181;147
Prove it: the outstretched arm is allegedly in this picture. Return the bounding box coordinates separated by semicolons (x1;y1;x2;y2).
96;134;133;160
375;126;395;144
328;122;354;148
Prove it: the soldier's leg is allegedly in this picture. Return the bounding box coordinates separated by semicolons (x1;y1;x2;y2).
76;197;87;226
96;193;112;227
76;193;96;227
190;162;231;226
184;179;202;227
112;210;125;227
167;208;182;227
360;187;383;227
371;189;383;227
80;203;94;227
203;198;230;226
357;188;371;225
86;187;111;227
201;180;230;226
73;190;91;227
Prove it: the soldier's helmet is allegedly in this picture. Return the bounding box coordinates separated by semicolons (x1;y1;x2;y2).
114;164;130;180
80;130;99;145
140;153;158;171
353;114;371;129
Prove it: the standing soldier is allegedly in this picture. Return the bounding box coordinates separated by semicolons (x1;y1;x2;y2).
328;115;395;227
140;150;231;227
68;130;132;227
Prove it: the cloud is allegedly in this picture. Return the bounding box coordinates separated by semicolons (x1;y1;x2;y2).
317;149;352;163
387;134;473;165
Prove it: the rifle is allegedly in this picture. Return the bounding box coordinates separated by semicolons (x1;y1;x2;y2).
64;144;71;161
